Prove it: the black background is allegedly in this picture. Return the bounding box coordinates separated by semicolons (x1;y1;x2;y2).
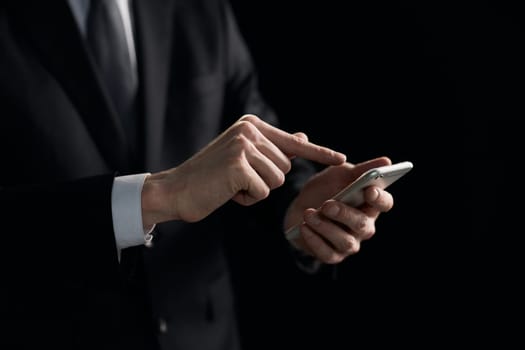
227;1;520;348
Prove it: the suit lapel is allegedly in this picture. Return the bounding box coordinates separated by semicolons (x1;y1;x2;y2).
12;1;131;171
133;0;175;171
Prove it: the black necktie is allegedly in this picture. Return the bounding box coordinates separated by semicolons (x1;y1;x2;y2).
87;0;138;147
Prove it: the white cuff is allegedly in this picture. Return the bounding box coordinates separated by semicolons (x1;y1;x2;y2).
111;173;152;250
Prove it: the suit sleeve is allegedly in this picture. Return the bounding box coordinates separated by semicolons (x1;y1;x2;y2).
0;174;121;286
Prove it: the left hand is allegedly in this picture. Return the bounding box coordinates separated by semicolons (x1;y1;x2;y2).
284;156;394;264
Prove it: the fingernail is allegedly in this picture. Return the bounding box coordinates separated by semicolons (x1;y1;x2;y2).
335;152;346;162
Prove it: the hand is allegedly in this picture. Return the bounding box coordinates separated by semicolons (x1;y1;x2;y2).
141;114;346;227
284;156;394;264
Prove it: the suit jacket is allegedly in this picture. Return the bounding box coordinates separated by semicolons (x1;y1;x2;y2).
0;0;315;349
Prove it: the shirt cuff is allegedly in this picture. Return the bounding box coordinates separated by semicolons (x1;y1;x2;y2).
111;173;152;250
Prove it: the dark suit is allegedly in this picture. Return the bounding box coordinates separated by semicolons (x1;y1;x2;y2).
0;0;315;349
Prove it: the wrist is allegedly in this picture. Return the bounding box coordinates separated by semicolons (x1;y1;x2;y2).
141;171;172;228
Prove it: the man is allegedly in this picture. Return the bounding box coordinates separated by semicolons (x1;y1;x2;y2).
0;0;395;349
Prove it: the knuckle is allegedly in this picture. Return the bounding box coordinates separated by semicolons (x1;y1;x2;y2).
354;215;369;232
292;133;309;146
238;122;258;139
361;227;376;240
349;240;361;255
338;235;355;252
239;114;260;123
231;132;250;148
293;132;308;141
271;171;285;188
282;159;292;174
260;186;271;200
339;204;352;220
341;235;361;255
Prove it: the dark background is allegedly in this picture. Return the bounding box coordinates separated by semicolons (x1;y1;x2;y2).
226;1;520;348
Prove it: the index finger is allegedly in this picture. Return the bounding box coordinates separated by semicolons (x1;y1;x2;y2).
239;115;346;165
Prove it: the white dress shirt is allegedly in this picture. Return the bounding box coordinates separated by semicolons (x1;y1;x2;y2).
68;0;152;251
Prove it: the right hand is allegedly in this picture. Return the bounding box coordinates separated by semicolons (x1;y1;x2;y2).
140;114;346;227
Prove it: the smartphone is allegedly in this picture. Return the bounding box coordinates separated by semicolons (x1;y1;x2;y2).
285;161;414;240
